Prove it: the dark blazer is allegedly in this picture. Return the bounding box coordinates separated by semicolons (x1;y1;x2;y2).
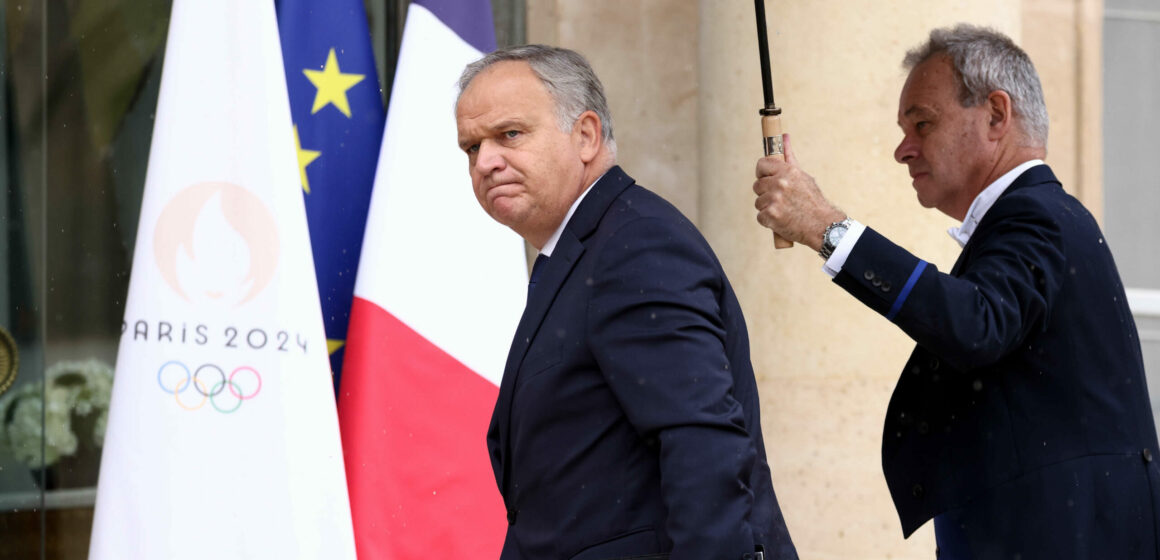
487;167;797;560
836;164;1160;559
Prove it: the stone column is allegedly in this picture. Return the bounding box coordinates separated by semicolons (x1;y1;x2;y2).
697;2;1018;558
527;0;701;219
1021;0;1104;218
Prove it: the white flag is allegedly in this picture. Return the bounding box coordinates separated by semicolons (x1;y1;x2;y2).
89;0;355;558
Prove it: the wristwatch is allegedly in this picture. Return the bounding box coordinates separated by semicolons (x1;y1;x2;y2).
819;218;852;260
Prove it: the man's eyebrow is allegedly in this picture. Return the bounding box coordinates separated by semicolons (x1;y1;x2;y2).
491;118;526;131
457;132;478;150
457;117;530;148
902;105;934;119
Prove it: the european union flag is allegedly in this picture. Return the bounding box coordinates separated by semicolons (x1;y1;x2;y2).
276;0;385;391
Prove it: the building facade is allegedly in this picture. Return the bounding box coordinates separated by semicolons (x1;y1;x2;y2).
1;1;1157;558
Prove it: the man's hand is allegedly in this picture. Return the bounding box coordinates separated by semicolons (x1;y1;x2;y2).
753;134;846;252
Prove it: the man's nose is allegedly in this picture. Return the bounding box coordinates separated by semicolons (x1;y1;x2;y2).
475;140;506;174
894;135;917;164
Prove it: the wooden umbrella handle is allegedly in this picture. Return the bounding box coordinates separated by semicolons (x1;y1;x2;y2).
761;113;794;249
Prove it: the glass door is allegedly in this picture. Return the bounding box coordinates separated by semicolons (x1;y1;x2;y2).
0;1;169;557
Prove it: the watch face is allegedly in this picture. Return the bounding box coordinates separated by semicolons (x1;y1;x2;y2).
826;224;847;246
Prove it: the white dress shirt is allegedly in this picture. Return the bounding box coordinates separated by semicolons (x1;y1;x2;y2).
539;172;604;258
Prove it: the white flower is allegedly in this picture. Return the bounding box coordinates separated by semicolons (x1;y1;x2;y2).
0;359;114;469
4;391;46;466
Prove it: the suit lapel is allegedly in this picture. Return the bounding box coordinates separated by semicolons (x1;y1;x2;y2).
949;164;1059;277
491;166;636;497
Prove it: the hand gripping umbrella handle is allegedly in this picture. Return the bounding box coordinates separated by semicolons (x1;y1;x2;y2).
755;0;793;249
761;113;793;249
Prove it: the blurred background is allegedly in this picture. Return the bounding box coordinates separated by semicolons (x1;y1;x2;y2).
0;0;1155;558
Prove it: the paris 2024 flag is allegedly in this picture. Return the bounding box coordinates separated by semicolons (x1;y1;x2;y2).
338;0;526;557
89;0;355;558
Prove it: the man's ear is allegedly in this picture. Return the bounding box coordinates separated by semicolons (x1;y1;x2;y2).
986;90;1013;141
573;110;603;163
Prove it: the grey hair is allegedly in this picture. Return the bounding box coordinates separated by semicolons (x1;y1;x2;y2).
457;44;617;156
903;24;1049;147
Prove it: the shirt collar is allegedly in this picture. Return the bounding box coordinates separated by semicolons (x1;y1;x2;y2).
947;159;1044;247
539;171;606;257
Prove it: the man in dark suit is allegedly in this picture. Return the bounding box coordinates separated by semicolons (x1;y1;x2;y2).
456;45;797;560
753;24;1160;558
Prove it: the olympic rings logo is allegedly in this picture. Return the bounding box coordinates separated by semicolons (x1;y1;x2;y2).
157;361;262;413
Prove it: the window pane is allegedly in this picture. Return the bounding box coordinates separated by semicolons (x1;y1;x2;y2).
1103;12;1160;289
1104;4;1160;432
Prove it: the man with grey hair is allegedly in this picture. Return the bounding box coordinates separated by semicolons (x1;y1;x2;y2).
458;44;797;559
753;24;1160;558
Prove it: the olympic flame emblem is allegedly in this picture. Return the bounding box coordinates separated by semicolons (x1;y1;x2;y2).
154;182;279;307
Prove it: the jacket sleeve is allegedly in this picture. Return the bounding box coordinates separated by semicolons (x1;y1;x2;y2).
586;216;757;560
835;193;1065;371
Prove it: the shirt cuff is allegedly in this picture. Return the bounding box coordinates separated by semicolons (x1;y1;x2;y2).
822;220;867;278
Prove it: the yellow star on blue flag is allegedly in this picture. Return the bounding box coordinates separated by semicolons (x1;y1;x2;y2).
303;48;366;118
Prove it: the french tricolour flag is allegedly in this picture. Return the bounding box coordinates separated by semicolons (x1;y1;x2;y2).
337;0;525;557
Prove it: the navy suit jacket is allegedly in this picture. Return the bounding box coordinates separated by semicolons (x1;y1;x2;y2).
487;167;797;560
836;165;1160;558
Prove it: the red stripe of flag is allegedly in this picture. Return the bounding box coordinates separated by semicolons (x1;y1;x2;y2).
339;296;505;558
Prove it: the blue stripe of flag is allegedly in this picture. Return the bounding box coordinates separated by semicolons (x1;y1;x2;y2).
276;0;385;391
414;0;497;52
